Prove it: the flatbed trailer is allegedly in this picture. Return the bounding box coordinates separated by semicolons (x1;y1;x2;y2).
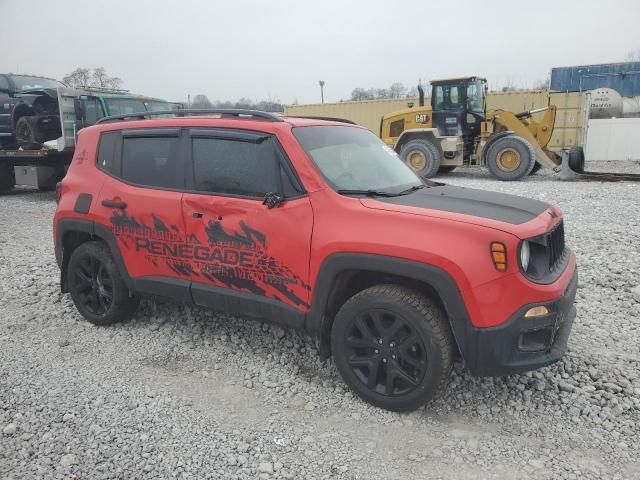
0;149;71;192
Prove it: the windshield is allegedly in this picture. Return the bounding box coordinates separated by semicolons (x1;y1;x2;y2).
145;100;174;117
293;126;422;193
105;98;172;116
10;75;63;91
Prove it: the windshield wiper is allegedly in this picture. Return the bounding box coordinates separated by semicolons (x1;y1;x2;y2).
397;184;426;195
336;189;399;197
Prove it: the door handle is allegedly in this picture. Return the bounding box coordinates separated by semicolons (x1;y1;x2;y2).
101;199;127;209
192;212;203;219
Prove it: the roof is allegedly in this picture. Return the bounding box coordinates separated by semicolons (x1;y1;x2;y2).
90;111;361;135
431;76;487;85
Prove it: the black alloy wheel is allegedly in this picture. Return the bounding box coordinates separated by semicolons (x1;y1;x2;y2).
331;285;454;411
72;254;114;316
67;241;139;325
344;308;426;396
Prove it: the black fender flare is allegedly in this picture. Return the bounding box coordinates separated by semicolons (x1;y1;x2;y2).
305;253;473;359
56;218;134;291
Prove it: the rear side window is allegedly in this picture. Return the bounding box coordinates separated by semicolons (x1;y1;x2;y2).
121;136;182;189
192;138;278;197
96;131;119;174
0;76;9;90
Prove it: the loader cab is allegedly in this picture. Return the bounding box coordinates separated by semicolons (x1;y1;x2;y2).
430;77;486;139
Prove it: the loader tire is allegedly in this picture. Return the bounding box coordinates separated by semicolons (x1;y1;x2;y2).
568;146;585;173
400;139;441;178
485;135;535;181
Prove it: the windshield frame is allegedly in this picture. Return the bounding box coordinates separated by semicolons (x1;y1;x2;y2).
292;125;423;196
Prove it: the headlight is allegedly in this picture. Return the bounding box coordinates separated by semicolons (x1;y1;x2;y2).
520;240;530;271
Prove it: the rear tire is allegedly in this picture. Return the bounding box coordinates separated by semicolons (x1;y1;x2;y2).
400;139;441;178
15;116;45;150
0;163;16;194
485;135;535;181
68;241;139;326
568;146;585;173
331;284;454;412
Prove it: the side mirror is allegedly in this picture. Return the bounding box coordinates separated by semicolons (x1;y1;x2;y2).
74;98;86;121
263;192;283;209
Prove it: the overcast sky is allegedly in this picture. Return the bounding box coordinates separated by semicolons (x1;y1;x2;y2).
1;0;639;105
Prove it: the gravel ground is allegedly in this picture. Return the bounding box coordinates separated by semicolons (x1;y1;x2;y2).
1;167;639;480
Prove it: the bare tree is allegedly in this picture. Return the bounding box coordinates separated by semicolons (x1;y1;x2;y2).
625;49;640;62
389;82;407;99
350;88;375;101
191;94;212;108
92;67;122;89
62;68;92;88
62;67;122;89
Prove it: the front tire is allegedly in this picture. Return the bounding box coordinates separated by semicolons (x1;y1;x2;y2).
568;146;585;173
331;285;454;412
400;139;441;178
68;241;139;326
15;116;44;150
485;135;535;181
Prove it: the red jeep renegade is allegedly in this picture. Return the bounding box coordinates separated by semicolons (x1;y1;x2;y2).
54;110;577;411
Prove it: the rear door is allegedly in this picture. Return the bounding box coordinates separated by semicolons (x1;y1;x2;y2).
181;128;313;322
94;128;191;300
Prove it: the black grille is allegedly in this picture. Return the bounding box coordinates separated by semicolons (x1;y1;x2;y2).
547;220;565;270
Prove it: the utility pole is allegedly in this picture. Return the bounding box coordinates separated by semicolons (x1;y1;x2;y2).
319;80;325;104
187;94;191;108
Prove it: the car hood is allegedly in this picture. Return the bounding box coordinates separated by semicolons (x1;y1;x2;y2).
360;184;554;233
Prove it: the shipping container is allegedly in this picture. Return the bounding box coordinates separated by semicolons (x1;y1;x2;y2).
550;62;640;96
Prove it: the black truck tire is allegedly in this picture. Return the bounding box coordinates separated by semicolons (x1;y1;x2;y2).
400;139;441;178
68;241;139;326
568;146;585;173
485;135;536;181
0;163;16;194
15;116;45;150
331;284;455;412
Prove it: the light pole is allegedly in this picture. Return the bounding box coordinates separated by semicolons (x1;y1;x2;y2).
319;80;325;104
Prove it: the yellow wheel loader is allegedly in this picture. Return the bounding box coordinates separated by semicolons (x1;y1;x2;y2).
380;77;570;181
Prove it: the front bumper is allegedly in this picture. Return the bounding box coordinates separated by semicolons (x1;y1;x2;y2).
462;267;578;377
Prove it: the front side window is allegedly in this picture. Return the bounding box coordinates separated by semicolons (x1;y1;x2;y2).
192;138;279;197
293;126;421;193
121;136;181;189
82;97;103;124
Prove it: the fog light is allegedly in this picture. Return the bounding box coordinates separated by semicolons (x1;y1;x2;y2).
524;305;549;317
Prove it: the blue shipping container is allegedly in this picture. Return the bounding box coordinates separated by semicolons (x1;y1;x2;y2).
550;62;640;96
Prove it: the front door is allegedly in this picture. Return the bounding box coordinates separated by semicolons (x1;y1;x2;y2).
181;128;313;323
94;128;191;299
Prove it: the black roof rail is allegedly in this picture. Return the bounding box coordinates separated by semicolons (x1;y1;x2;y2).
287;115;357;125
95;109;284;125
